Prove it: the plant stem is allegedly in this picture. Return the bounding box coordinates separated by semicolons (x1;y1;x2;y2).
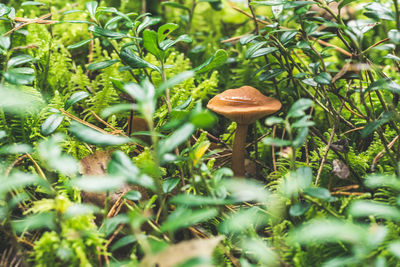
232;123;248;177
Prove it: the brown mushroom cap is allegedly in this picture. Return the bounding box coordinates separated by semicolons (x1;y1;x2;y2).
207;86;281;124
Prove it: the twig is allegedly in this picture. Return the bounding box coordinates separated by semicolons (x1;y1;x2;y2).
89;110;127;136
59;108;109;134
315;126;336;186
330;191;365;196
333;184;359;191
371;135;399;171
272;125;277;172
343;126;364;135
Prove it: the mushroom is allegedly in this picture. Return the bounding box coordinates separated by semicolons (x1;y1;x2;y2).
207;86;281;177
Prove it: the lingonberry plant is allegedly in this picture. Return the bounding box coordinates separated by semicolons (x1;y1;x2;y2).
2;0;400;266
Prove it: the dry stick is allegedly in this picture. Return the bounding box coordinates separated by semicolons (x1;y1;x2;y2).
343;126;364;135
330;191;365;196
315;125;336;186
59;108;109;134
25;153;48;182
105;224;124;248
333;184;359;191
372;135;399;171
89;110;127;136
5;155;27;177
3;14;54;36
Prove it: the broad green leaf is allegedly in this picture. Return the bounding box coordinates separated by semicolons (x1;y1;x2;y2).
364;3;395;21
3;67;35;85
315;72;332;85
291;115;314;128
85;1;98;21
157;71;195;96
365;174;400;190
111;235;137;252
384;54;400;61
101;103;137;118
65;203;101;218
108;151;155;190
0;172;45;196
124;190;142;201
245;41;267;59
389;241;400;259
21;1;45;6
190;110;216;128
194;49;228;74
87;59;119;71
0;85;42;114
0;4;11;17
162;178;180;193
240;238;279;266
287;98;313;118
72;175;125;192
0;36;10;50
280;167;313;198
67;39;93;49
41;113;64;135
259;68;285;81
12;212;56;233
339;0;356;10
280;31;298;45
160;207;218;232
89;25;127;39
120;48;160;72
0;143;32;154
143;29;163;60
366;78;400;94
361;111;394;138
265;116;284;126
304;187;331;200
348;200;400;221
388;29;400;44
222;179;270;203
288;219;366;245
289;202;311;216
159;34;192;51
158;23;179;43
37;134;78;175
64;91;90;110
136;16;161;34
219;207;266;234
171;194;232;206
69;121;131;146
262;137;291;147
158;123;195;156
293;127;309;147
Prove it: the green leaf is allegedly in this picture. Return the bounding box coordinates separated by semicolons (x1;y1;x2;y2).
85;1;98;21
315;72;332;85
304;187;331;200
6;53;30;68
87;59;119;71
190;110;216;128
219;207;266;234
69;121;132;146
348;200;400;221
41;113;64;136
171;194;232;206
65;203;100;218
159;34;192;51
389;29;400;44
0;4;11;17
293;127;309;147
262;137;291;147
287;98;313;118
89;25;127;39
64;91;90;110
162;178;180;193
361;111;394;138
366;79;400;94
161;207;218;232
158;123;195;156
3;67;35;85
136;16;161;34
12;213;56;233
291;115;314;128
389;241;400;259
157;71;195;96
339;0;356;10
158;23;179;43
111;235;137;252
73;175;125;192
0;143;32;154
281;167;313;198
124;190;142;201
245;41;267;59
0;36;10;50
21;1;45;6
67;39;93;49
259;68;285;81
288;219;365;245
265;116;284;126
120;48;160;72
280;31;298;45
101;103;137;118
161;1;190;12
143;29;163;60
289;202;311;216
108;151;156;190
194;49;228;74
222;179;270;203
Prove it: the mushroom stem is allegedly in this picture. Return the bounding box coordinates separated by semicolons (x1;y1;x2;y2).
232;123;248;177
